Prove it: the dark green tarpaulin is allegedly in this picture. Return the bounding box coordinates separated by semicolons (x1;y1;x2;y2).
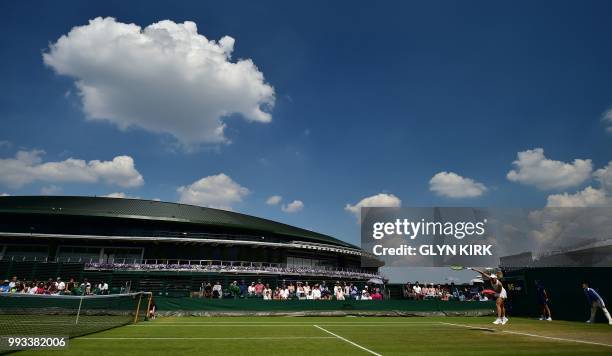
154;297;495;314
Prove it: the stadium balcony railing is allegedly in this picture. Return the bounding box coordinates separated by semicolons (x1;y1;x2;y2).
0;256;383;279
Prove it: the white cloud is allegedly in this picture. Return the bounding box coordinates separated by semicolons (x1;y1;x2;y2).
101;192;141;199
0;150;144;189
429;171;487;198
602;109;612;133
345;193;401;222
103;192;128;198
41;185;62;195
177;173;248;210
281;200;303;213
0;193;9;197
266;195;282;205
545;162;612;207
43;17;275;146
506;148;592;190
594;161;612;193
546;186;610;207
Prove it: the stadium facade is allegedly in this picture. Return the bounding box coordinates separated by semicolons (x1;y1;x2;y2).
0;196;380;287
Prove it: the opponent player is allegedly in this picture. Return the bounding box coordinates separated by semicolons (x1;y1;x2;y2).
472;268;508;325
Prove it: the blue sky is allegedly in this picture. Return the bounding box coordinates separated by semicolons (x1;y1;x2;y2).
1;1;611;282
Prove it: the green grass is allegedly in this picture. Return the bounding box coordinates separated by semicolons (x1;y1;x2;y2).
13;316;612;355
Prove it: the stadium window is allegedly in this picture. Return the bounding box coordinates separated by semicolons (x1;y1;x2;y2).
2;245;49;260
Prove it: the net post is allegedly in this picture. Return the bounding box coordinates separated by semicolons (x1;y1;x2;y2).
75;295;84;325
133;292;143;324
145;292;152;321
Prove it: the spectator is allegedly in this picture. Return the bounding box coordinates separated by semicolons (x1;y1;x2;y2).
296;282;305;300
203;282;212;298
247;282;256;297
263;284;272;300
335;286;345;300
238;280;248;298
99;281;109;295
288;282;295;297
35;282;45;294
56;277;65;294
0;280;9;293
344;283;351;299
280;286;290;300
254;280;264;297
229;281;240;298
80;279;91;295
413;282;422;300
27;282;37;294
8;276;17;290
212;281;222;299
304;282;311;296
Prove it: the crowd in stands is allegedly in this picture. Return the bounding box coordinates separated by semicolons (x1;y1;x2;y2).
403;282;493;301
0;275;385;301
200;280;384;300
0;275;111;296
2;276;488;302
85;262;381;280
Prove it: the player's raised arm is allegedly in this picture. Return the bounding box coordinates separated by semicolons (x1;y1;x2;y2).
471;268;490;279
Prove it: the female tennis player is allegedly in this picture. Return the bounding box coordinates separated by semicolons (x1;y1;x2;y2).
472;268;508;325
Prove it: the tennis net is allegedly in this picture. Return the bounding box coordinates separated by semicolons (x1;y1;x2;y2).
0;292;151;341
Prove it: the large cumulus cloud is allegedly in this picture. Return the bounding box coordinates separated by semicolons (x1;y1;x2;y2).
506;148;592;190
44;17;275;146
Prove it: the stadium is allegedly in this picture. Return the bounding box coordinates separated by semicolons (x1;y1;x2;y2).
0;196;383;294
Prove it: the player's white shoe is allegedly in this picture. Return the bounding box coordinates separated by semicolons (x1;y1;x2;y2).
493;318;502;324
501;317;508;325
546;317;552;321
586;320;592;323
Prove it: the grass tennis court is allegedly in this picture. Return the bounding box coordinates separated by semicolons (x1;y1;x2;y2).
14;316;612;355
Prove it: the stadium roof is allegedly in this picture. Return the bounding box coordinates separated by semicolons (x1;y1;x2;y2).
0;196;356;249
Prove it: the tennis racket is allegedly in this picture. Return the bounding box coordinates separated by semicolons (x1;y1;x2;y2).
449;265;472;271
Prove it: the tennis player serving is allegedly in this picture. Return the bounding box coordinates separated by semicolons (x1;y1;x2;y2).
472;267;508;325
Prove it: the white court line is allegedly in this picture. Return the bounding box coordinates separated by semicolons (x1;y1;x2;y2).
439;322;612;348
314;325;382;356
15;322;439;327
149;321;437;324
129;322;438;327
78;336;334;340
502;330;612;348
80;336;335;340
18;322;127;325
